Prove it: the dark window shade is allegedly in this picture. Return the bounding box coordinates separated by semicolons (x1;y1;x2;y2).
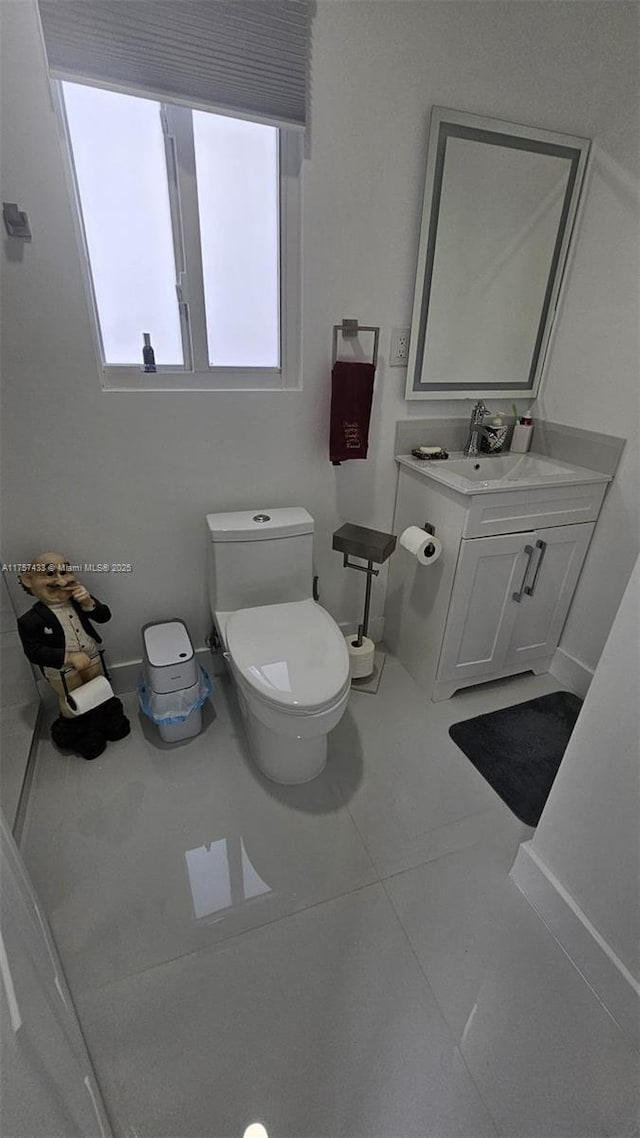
38;0;311;129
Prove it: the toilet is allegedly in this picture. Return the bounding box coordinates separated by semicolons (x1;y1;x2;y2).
206;508;350;784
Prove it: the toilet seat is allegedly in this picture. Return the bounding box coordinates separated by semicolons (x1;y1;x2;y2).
225;599;350;716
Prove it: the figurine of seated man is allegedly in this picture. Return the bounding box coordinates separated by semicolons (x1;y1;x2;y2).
17;553;130;759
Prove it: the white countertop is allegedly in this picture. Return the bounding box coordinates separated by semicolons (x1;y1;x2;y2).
395;451;612;495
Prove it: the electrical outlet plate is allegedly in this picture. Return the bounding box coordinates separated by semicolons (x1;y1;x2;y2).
389;326;410;367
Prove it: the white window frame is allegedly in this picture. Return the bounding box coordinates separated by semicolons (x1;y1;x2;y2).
51;80;302;392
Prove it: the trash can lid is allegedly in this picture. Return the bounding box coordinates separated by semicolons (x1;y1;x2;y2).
143;621;193;668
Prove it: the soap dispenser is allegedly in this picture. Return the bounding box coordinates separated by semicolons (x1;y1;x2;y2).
510;407;534;453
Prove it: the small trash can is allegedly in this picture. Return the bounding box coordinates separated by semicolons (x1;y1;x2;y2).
141;620;208;742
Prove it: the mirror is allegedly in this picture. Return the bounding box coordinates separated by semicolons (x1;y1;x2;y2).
406;107;590;400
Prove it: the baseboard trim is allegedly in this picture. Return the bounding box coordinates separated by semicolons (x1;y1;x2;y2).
12;702;43;847
511;840;640;1048
108;647;224;695
550;646;593;699
34;612;380;704
35;612;382;703
36;647;224;704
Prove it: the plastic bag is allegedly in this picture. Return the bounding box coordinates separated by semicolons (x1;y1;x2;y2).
138;666;212;726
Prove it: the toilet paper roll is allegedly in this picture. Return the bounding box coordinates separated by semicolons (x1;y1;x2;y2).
345;634;375;679
399;526;443;566
65;675;114;716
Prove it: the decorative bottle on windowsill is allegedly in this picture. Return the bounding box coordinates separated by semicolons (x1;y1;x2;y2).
142;332;157;373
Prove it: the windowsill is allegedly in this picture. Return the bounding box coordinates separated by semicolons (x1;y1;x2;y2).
99;367;301;392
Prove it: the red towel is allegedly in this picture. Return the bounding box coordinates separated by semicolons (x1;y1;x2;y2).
329;360;376;464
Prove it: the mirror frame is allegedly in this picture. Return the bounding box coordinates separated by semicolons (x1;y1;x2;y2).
406;107;591;401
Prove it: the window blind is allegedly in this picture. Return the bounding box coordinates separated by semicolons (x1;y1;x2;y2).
37;1;311;130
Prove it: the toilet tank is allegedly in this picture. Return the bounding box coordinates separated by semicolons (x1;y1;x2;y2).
206;508;314;613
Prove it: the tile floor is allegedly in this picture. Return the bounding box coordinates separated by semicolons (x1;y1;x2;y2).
20;655;639;1138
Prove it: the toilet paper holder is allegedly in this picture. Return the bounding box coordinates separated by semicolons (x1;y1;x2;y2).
59;650;111;713
422;522;437;556
332;523;397;648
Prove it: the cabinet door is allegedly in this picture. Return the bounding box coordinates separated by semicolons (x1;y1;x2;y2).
436;532;535;686
506;522;594;667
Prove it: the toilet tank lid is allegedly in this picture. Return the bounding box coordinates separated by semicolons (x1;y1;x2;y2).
206;508;314;542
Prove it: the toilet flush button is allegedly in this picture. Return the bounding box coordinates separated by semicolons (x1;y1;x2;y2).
253;514;271;523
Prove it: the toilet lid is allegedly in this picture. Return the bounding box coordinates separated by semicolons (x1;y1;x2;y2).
226;599;350;713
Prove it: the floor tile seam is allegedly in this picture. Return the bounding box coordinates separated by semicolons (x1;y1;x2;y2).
374;806;516;884
66;877;388;1000
378;872;503;1138
383;869;640;1138
513;883;640;1053
339;796;385;887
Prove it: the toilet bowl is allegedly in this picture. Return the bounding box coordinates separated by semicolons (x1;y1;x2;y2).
220;599;350;784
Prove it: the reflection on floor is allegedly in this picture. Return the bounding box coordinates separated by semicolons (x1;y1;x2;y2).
20;656;639;1138
185;836;271;919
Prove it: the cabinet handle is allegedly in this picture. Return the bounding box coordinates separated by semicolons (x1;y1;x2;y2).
512;545;534;602
524;539;547;597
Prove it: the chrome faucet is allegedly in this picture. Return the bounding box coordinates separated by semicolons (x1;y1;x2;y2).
464;401;490;457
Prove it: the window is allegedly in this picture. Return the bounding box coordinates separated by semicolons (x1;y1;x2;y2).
56;81;301;390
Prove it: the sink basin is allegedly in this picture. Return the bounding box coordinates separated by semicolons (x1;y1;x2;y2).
442;453;572;482
396;451;611;495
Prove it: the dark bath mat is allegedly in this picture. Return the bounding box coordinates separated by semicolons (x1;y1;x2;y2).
449;690;582;826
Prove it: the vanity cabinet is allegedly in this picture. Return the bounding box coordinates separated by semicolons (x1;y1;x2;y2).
385;459;608;701
433;523;594;700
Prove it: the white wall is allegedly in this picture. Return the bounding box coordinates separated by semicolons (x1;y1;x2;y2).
537;116;640;667
1;1;638;671
512;553;640;1043
0;575;39;828
532;554;640;982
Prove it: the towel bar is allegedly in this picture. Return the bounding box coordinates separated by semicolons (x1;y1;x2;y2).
332;319;379;368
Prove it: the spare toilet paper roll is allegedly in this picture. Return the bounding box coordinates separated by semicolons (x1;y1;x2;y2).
345;634;375;679
65;675;114;716
399;526;443;566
